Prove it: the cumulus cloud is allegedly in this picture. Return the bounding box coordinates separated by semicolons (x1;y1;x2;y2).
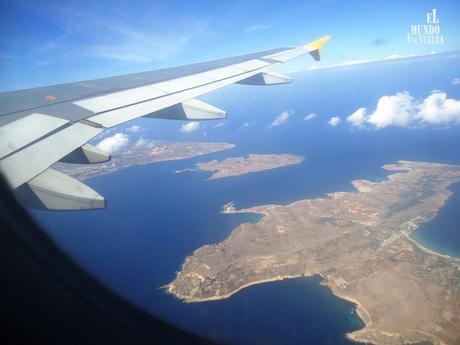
96;133;129;153
328;116;341;127
180;121;200;132
347;108;368;128
366;92;415;128
418;92;460;125
304;113;317;121
268;110;294;128
347;91;460;129
452;78;460;85
126;125;144;133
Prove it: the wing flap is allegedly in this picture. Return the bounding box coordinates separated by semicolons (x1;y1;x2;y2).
0;122;102;189
237;71;292;85
232;60;272;72
74;85;166;113
146;99;226;121
86;66;261;127
15;168;106;210
153;74;214;94
200;66;247;80
0;113;69;159
60;143;111;164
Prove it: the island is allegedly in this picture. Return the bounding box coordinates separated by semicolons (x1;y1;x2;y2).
54;141;235;181
191;154;304;180
167;161;460;345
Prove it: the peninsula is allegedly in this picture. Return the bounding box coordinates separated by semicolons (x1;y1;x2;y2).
168;161;460;345
54;141;235;181
193;154;304;180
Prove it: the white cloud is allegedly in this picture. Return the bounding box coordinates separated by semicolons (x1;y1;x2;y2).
347;107;368;128
241;121;253;128
244;24;271;34
304;113;317;121
96;133;129;153
347;91;460;129
367;92;415;128
452;78;460;85
417;92;460;125
214;122;225;128
135;137;147;147
180;121;200;133
133;137;157;149
307;53;431;72
328;116;341;127
268;110;294;128
309;59;371;71
126;125;144;133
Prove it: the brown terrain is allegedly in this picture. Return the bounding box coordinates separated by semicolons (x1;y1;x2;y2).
168;161;460;345
54;141;235;181
193;154;304;180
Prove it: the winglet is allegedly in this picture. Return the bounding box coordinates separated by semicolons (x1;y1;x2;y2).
305;35;331;61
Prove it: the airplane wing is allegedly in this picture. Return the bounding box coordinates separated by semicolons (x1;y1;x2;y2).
0;35;331;210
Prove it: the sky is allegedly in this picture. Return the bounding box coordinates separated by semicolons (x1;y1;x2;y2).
1;0;459;91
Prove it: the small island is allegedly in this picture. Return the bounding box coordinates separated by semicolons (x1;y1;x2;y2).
193;154;304;180
168;161;460;345
54;141;235;181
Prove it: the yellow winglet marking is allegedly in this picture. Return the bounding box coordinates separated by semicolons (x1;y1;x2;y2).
305;35;332;51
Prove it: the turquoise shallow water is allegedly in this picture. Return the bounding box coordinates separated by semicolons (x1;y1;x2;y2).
33;55;460;344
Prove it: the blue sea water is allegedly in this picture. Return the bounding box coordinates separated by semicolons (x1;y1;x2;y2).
412;182;460;258
33;53;460;344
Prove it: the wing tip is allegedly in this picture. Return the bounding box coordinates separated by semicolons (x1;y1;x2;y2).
305;35;332;61
306;35;332;50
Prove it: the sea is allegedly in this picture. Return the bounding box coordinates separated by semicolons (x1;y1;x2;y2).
32;52;460;345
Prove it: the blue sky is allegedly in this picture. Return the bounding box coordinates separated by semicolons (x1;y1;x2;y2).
1;0;459;91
